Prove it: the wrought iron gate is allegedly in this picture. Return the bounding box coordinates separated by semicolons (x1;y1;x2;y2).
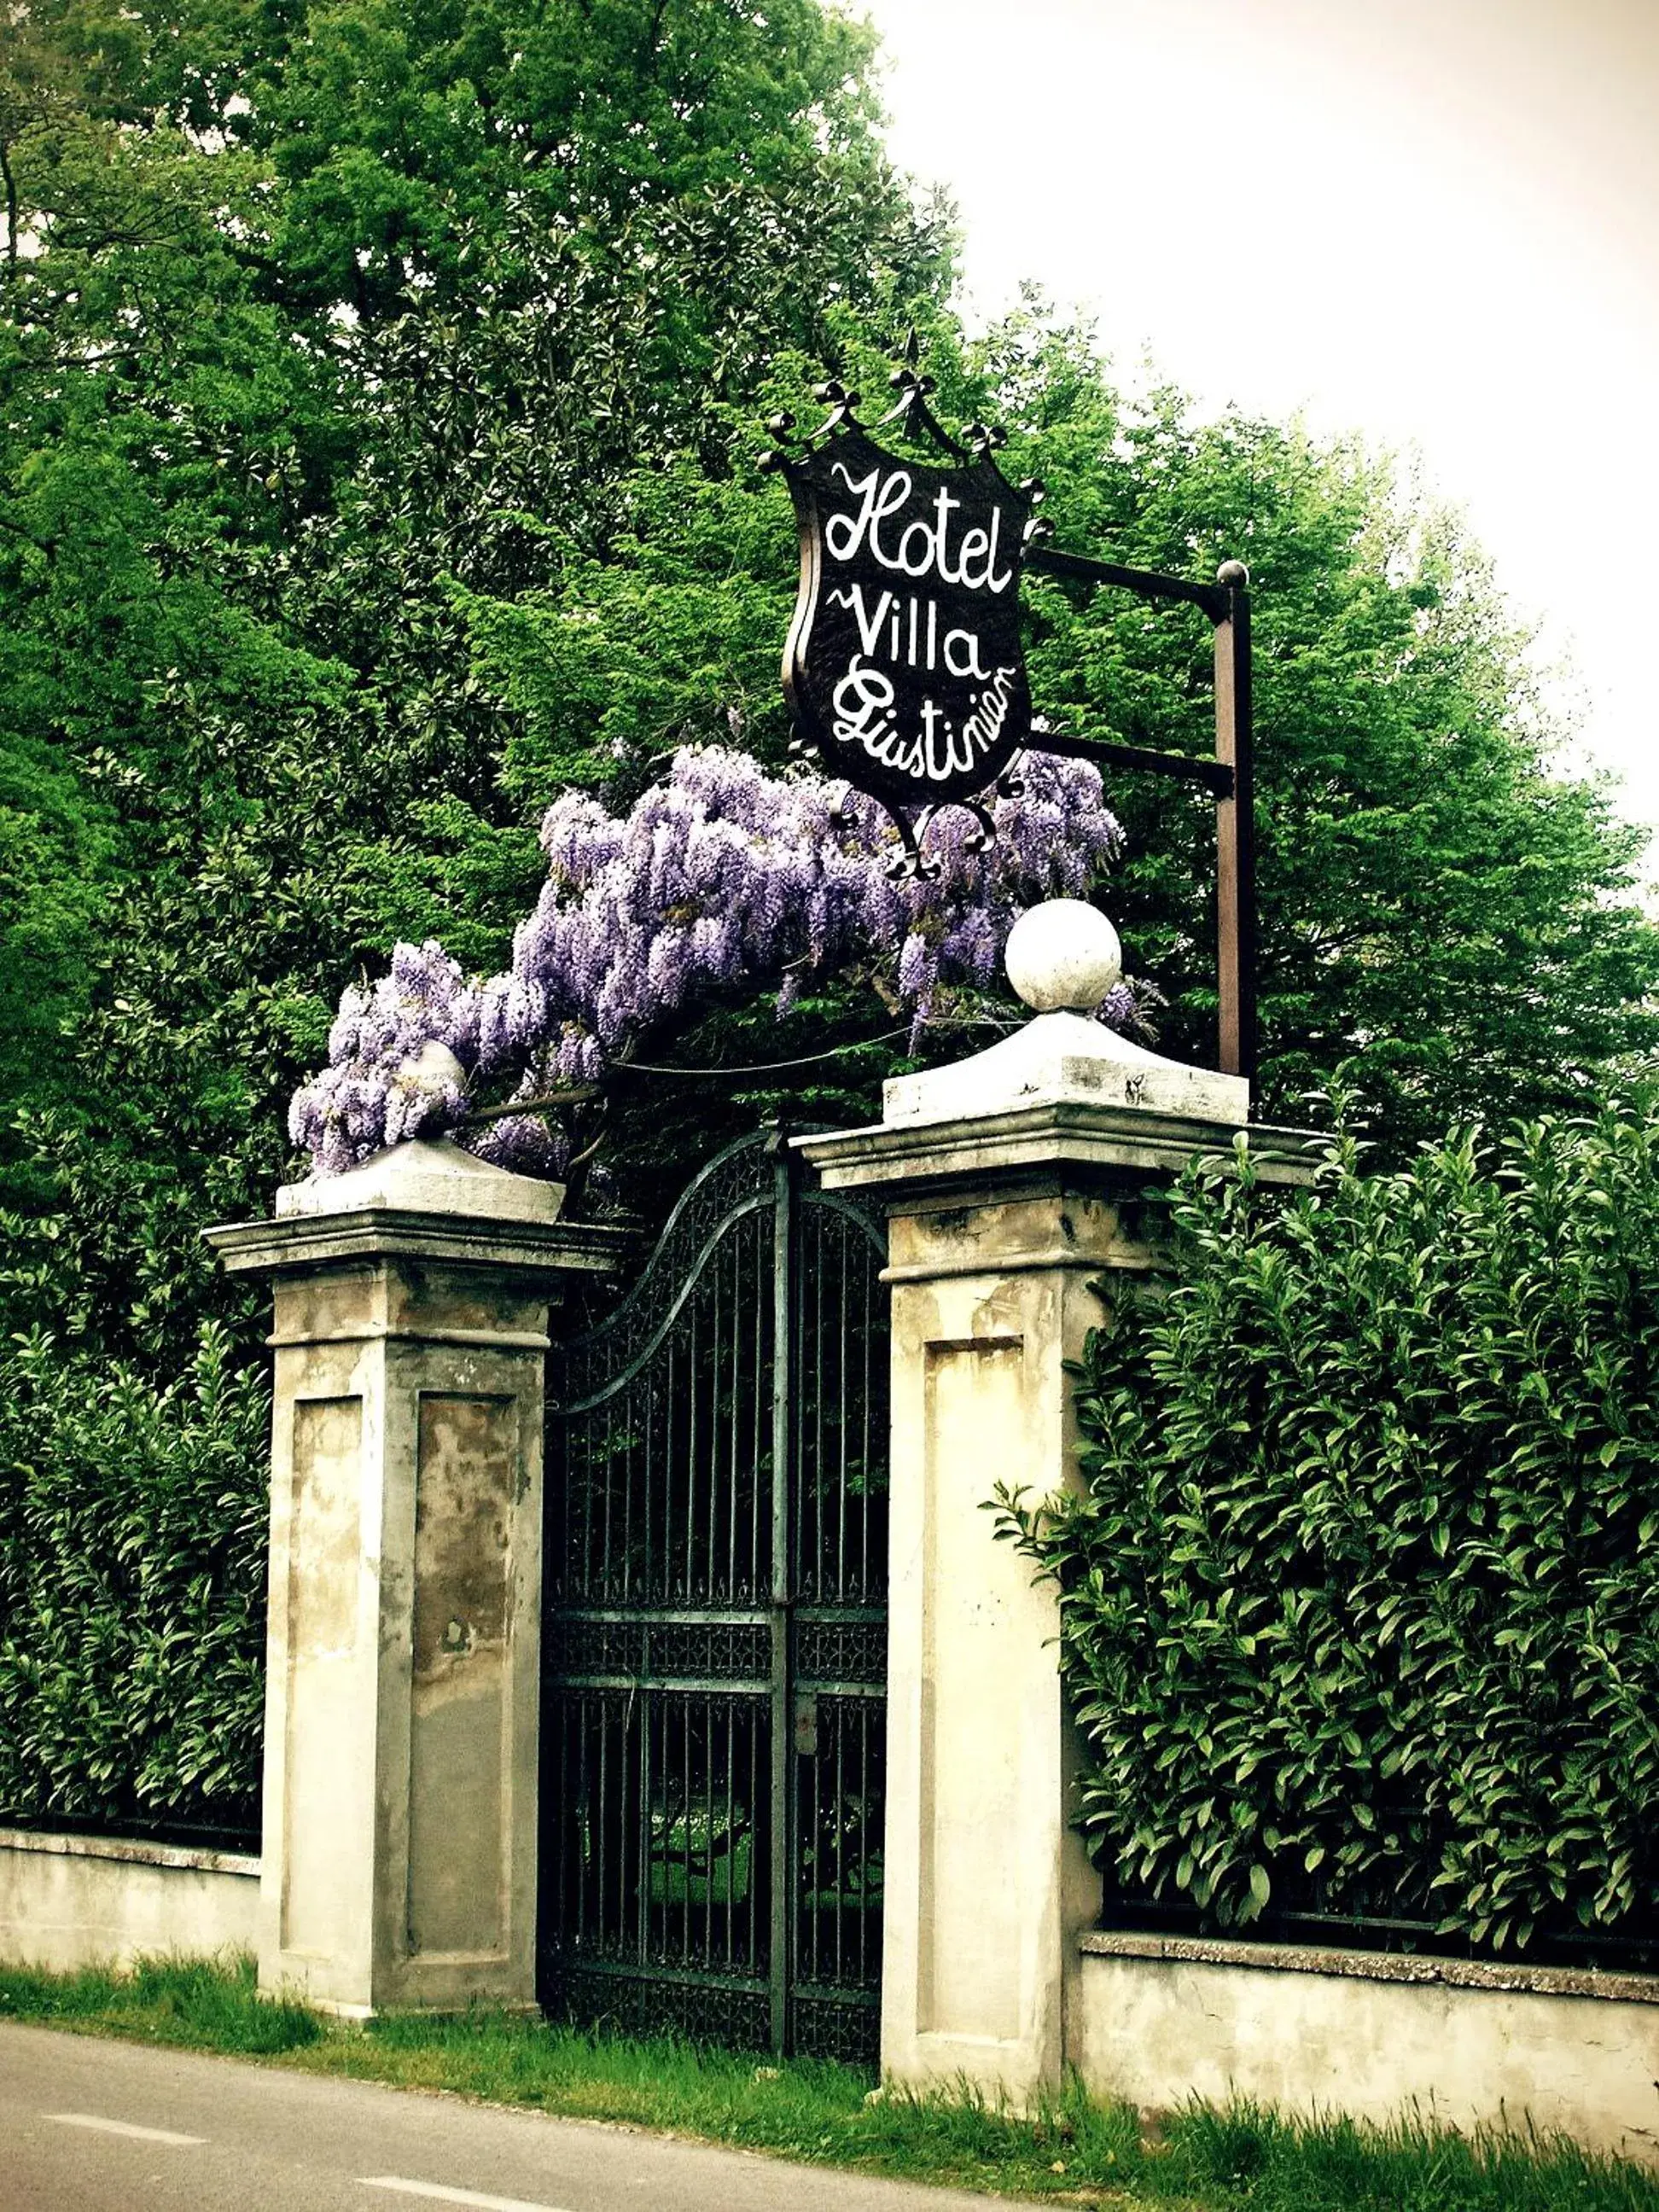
538;1131;888;2062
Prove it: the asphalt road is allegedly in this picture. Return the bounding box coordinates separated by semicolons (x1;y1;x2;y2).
0;2022;1030;2212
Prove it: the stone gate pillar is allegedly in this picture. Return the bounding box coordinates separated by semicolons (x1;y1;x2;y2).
209;1139;624;2016
800;917;1313;2102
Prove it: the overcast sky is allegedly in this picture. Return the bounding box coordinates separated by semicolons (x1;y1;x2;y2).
859;0;1659;851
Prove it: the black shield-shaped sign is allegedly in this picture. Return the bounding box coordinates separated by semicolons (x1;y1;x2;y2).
779;426;1035;809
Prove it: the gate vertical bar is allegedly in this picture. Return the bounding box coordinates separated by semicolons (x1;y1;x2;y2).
768;1133;795;2054
1214;568;1257;1085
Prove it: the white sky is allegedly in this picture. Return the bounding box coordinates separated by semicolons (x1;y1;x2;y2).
859;0;1659;851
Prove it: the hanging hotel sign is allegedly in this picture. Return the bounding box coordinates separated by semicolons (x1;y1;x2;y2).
762;353;1047;830
750;340;1261;1079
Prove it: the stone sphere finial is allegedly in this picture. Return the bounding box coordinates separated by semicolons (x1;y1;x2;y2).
399;1039;466;1097
1004;899;1123;1014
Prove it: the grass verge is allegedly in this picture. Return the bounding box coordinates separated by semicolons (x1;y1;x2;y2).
2;1953;1656;2210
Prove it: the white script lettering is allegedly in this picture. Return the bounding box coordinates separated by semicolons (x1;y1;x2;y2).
825;463;1015;592
827;584;894;656
942;626;989;679
830;657;923;777
828;657;1022;783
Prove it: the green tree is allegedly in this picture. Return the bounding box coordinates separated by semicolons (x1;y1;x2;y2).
11;0;1648;1382
0;0;948;1360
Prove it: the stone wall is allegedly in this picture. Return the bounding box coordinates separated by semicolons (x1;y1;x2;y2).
1072;1930;1659;2163
0;1829;260;1973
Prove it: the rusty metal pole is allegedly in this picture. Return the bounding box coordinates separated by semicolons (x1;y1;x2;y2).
1214;560;1258;1088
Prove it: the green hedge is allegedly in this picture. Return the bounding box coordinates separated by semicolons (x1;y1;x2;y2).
0;1324;267;1836
996;1109;1659;1953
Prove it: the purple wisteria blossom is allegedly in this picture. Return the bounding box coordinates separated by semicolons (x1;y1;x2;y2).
288;944;478;1175
290;746;1123;1176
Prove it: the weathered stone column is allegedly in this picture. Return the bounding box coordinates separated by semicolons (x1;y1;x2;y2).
800;920;1313;2101
208;1139;624;2016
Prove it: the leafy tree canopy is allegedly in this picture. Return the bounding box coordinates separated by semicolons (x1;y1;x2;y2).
0;0;947;1356
1;0;1654;1382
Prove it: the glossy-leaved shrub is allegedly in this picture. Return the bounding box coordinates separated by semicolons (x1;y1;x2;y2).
0;1324;267;1836
995;1108;1659;1953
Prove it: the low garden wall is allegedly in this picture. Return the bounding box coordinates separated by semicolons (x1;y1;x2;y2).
0;1828;260;1973
1070;1932;1659;2164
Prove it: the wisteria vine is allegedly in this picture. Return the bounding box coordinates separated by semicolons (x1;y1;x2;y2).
290;745;1126;1178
